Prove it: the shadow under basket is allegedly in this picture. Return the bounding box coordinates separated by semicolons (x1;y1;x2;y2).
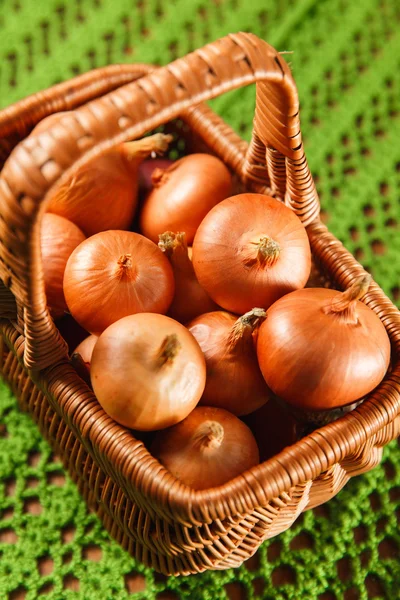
0;34;399;576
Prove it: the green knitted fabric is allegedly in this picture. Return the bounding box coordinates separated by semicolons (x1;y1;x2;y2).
1;0;400;598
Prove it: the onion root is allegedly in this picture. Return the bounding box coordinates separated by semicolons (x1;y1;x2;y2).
244;236;281;268
193;421;224;450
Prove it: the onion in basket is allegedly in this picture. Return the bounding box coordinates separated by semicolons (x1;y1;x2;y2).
257;275;391;410
64;230;174;333
187;308;270;415
151;406;259;489
91;313;206;431
138;158;174;197
158;231;218;323
192;193;311;314
40;213;85;318
38;115;172;235
140;153;232;244
72;334;98;375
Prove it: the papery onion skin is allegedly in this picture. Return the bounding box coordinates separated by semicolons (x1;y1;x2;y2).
192;193;311;314
151;406;259;489
64;230;174;333
159;231;218;323
73;334;98;374
140;153;232;244
187;309;270;415
256;276;391;410
91;313;206;431
45;133;171;236
41;214;86;318
48;150;136;236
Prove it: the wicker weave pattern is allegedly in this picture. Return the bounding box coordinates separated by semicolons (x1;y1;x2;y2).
0;34;399;575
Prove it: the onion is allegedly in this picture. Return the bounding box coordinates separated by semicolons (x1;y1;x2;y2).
187;308;270;415
257;275;391;410
72;334;98;372
46;133;172;236
192;193;311;314
91;313;206;431
40;214;85;318
158;231;218;323
64;230;174;333
138;158;174;197
140;153;232;244
71;333;98;386
151;406;259;489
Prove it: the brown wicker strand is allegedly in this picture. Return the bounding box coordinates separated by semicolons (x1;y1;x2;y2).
0;280;16;320
241;131;271;192
266;147;287;198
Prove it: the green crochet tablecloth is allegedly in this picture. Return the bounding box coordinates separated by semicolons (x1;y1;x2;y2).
0;0;400;598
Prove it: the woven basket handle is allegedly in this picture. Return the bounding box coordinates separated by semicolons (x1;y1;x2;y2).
0;32;319;370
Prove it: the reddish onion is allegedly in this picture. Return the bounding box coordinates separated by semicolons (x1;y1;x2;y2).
257;275;391;410
46;132;172;236
192;193;311;314
187;308;270;415
40;213;85;318
140;153;232;244
64;230;174;333
151;406;259;489
72;334;98;374
158;231;218;323
91;313;206;431
138;158;174;197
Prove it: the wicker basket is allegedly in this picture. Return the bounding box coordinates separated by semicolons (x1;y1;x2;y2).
0;33;399;576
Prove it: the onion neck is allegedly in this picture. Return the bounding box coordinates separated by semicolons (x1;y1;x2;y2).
323;274;372;324
115;254;136;281
227;307;267;350
193;421;224;451
151;159;179;187
158;231;192;273
151;167;167;187
121;133;173;168
155;334;181;367
244;236;281;268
